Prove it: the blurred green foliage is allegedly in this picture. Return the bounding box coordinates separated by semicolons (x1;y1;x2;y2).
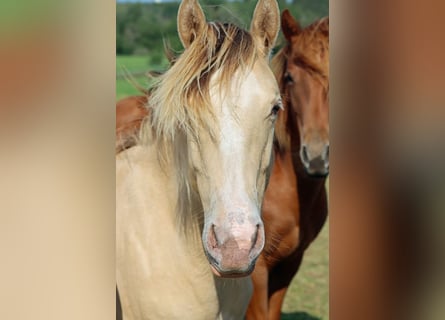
116;0;328;57
116;56;155;99
116;0;328;98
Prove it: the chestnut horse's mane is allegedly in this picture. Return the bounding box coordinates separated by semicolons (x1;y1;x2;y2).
271;17;329;151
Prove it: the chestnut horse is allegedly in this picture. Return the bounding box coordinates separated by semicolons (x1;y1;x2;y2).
116;0;282;319
245;11;329;320
116;94;148;153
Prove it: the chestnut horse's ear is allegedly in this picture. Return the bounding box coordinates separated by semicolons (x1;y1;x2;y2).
177;0;206;49
281;9;302;41
250;0;280;57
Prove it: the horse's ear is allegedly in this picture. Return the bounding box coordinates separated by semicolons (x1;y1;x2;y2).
281;9;301;41
318;17;329;37
250;0;280;57
177;0;206;49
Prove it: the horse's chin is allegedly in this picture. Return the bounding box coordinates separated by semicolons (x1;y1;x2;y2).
305;170;329;178
210;264;254;278
303;164;329;178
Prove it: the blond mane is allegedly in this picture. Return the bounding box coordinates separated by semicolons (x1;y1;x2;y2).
141;23;257;145
272;17;329;151
138;22;261;233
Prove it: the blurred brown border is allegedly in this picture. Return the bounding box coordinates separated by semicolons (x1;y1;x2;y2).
330;0;445;319
0;1;116;319
1;0;444;319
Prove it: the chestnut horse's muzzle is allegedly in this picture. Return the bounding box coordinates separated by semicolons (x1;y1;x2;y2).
301;143;329;177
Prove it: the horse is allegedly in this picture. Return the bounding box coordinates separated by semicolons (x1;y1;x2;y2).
116;94;149;153
245;10;329;319
116;0;281;319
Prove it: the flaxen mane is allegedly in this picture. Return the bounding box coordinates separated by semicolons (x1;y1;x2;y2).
272;17;329;151
142;22;258;145
139;22;261;233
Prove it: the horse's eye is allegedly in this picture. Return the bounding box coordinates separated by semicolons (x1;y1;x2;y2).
271;103;282;116
284;72;294;83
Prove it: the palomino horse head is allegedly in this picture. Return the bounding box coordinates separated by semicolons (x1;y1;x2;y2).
147;0;281;277
279;10;329;176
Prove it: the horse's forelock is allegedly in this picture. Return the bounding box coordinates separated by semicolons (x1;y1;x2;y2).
295;17;329;83
142;22;258;147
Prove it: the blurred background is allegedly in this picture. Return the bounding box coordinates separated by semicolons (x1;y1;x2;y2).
116;0;328;99
1;0;444;319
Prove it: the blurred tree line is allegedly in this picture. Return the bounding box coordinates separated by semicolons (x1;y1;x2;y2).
117;0;328;64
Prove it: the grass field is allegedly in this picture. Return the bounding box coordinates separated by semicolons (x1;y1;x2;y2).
116;55;166;100
116;55;329;320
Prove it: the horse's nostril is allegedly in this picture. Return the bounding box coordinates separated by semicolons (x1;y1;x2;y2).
209;224;219;249
253;223;264;250
251;225;259;246
301;145;310;164
324;145;329;160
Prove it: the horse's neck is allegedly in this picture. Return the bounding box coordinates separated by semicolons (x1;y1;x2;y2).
276;108;327;254
117;143;202;232
116;145;217;311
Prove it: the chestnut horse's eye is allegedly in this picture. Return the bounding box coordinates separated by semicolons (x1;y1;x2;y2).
284;72;294;84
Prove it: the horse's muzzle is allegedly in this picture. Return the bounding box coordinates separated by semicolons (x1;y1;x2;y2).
301;143;329;176
203;219;264;278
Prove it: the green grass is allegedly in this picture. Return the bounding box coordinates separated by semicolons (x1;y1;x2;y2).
117;56;152;75
116;55;167;100
116;76;149;100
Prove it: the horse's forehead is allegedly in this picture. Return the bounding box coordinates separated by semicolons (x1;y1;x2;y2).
291;32;327;54
241;59;278;94
211;60;277;105
288;41;328;76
